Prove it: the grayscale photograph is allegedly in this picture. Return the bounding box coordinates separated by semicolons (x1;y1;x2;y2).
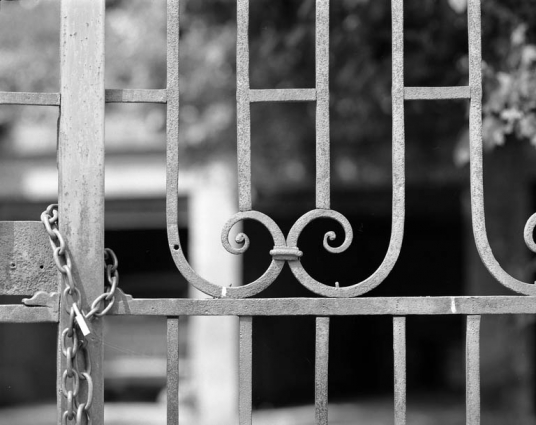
0;0;536;424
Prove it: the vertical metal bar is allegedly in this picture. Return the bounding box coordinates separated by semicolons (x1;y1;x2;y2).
466;0;490;290
466;0;534;295
466;315;481;425
315;317;329;425
465;0;524;293
166;0;181;243
393;317;406;425
390;0;406;273
167;317;180;425
58;0;105;423
239;316;253;425
467;0;482;207
315;0;330;209
236;0;251;212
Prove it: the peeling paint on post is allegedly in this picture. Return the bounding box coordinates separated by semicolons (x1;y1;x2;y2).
58;0;105;423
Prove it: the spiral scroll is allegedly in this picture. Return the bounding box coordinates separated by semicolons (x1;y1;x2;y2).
285;209;402;298
287;209;353;255
168;210;286;298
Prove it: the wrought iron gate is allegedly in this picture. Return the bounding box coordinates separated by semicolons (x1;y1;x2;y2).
1;0;536;424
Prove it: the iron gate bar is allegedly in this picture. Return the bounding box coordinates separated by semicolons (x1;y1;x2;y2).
315;317;329;425
0;89;169;106
404;86;471;100
0;305;57;323
466;315;481;425
315;0;330;210
104;89;167;104
239;316;253;425
8;296;536;324
166;0;183;290
393;317;406;425
249;89;317;103
0;91;60;106
108;296;536;316
236;0;251;212
167;317;180;425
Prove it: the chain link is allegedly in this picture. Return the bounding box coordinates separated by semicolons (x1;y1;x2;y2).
85;248;119;319
41;204;119;425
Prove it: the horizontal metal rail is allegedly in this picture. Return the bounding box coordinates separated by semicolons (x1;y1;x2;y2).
0;89;167;106
107;296;536;316
249;88;317;103
0;305;57;323
404;86;471;100
4;296;536;323
0;91;60;106
105;88;167;104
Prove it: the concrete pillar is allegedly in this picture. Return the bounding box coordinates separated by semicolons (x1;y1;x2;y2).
188;159;240;425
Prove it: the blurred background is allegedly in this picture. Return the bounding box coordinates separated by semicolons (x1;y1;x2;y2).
1;0;536;423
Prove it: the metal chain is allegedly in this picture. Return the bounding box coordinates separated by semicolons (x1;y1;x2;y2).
41;204;119;425
86;248;119;319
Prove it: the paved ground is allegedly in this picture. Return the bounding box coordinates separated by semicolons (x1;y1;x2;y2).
0;398;522;425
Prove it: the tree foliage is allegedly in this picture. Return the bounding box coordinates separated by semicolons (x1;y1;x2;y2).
482;25;536;148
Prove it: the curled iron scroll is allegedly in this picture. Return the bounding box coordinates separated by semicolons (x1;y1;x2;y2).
168;210;286;299
286;208;404;297
167;205;405;298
